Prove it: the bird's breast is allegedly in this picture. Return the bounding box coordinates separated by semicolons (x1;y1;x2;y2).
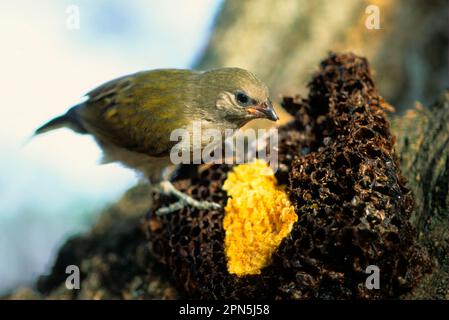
177;119;234;157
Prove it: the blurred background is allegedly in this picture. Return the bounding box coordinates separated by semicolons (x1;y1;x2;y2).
1;0;447;294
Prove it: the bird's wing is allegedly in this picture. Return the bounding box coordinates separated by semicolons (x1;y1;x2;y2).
75;70;196;157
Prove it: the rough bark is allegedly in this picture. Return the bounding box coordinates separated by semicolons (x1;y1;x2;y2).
393;92;449;299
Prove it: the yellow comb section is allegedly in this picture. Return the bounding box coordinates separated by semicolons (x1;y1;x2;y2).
222;159;298;276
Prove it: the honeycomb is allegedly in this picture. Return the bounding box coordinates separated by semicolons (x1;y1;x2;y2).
144;52;432;299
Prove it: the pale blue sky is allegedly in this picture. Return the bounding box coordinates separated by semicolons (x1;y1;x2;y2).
0;0;222;293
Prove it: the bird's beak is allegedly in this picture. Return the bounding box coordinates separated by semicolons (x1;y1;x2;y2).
247;100;279;122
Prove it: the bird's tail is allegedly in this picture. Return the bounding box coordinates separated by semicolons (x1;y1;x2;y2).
35;114;70;135
34;106;86;136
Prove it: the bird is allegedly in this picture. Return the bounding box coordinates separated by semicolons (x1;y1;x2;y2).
35;67;279;215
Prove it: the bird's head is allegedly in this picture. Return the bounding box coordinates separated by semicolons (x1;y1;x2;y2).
199;68;279;127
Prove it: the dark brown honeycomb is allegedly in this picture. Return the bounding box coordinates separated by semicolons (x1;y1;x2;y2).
144;52;432;299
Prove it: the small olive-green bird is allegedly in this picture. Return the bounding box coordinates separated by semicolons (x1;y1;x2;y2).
35;68;278;214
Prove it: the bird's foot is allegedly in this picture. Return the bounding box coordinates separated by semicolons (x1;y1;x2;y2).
155;180;221;216
156;199;221;216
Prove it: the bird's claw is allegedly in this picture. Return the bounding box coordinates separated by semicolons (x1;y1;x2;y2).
155;180;221;216
155;201;185;216
156;199;221;216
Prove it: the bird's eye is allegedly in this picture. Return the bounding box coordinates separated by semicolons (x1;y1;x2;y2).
235;92;250;105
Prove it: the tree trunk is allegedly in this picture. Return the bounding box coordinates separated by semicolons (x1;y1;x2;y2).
392;92;449;299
